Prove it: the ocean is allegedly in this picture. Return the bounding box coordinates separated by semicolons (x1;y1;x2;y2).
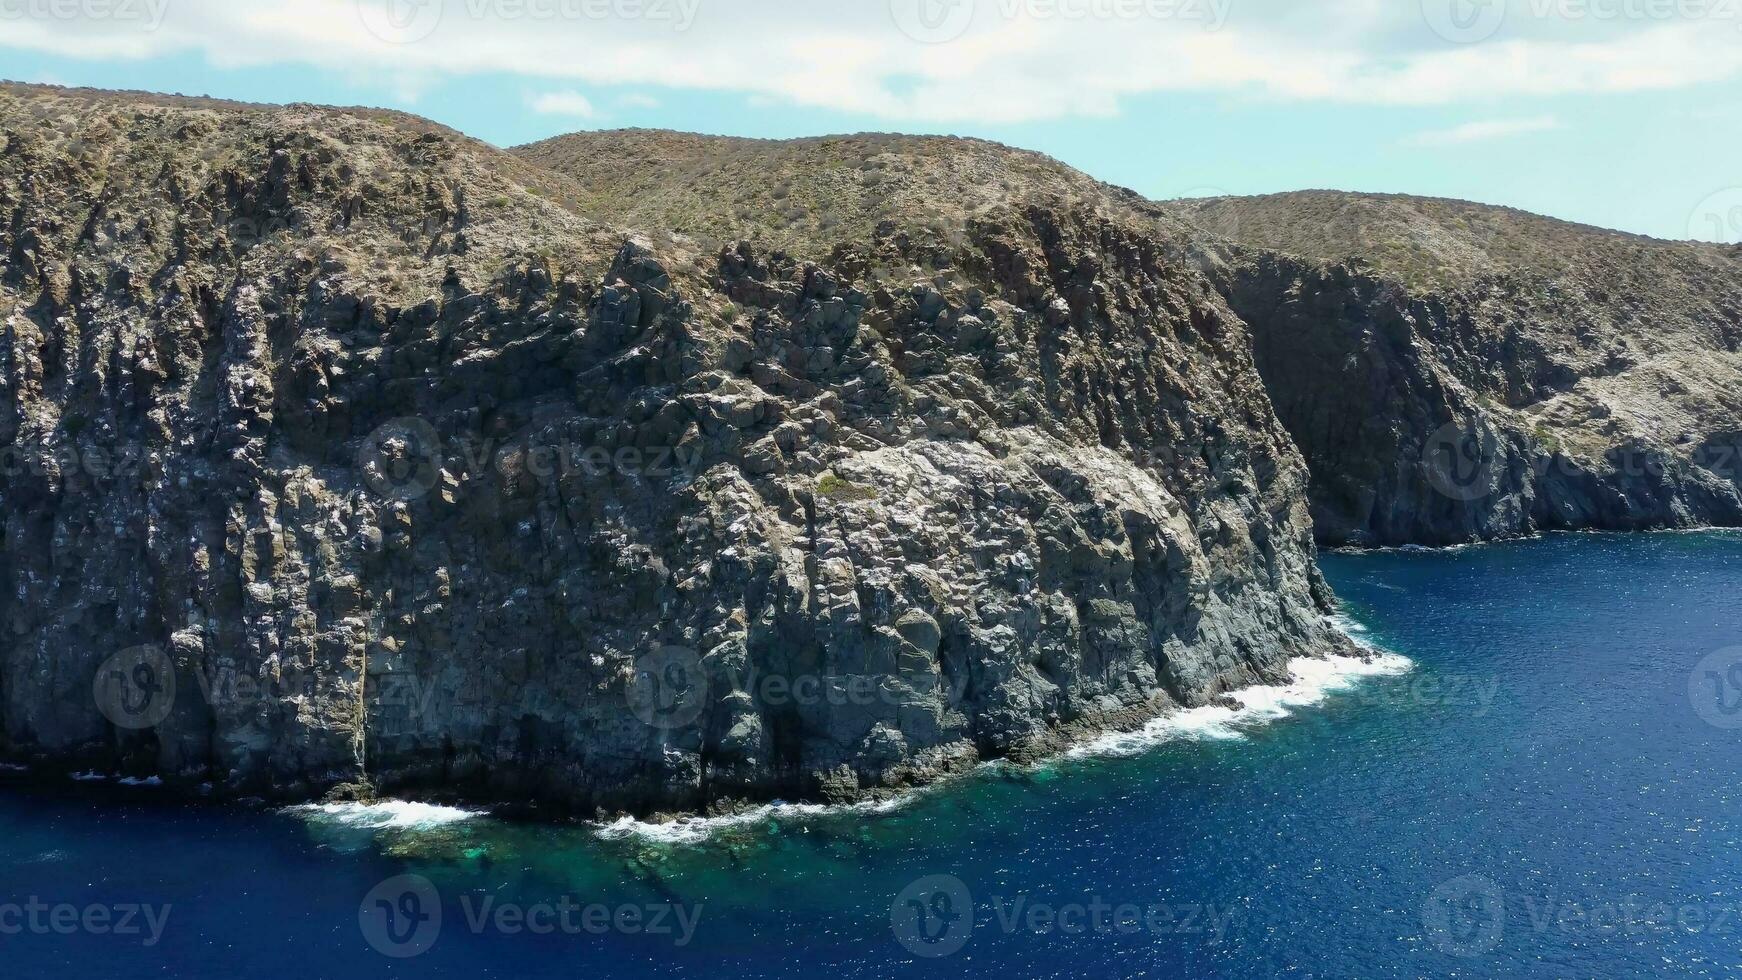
4;531;1741;978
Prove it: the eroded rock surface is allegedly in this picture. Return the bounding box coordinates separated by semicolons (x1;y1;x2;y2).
1178;194;1742;547
521;134;1742;549
0;86;1347;813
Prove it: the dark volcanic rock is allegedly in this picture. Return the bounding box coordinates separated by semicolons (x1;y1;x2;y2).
0;86;1348;814
1215;252;1742;547
1170;191;1742;547
521;134;1742;550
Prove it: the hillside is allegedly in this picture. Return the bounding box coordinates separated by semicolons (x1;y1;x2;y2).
4;84;1740;815
519;131;1742;545
513;128;1199;254
1165;189;1742;294
0;85;1346;813
1168;191;1742;544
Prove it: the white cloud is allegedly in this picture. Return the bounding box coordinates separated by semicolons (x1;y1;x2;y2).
1407;115;1563;146
0;0;1737;123
527;89;598;118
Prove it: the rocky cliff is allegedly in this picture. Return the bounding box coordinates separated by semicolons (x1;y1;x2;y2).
517;132;1742;548
1171;192;1742;546
0;86;1348;814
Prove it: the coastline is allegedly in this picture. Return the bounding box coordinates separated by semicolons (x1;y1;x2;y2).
1324;523;1742;557
0;618;1406;836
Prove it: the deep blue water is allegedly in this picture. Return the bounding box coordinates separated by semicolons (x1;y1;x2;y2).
5;531;1742;978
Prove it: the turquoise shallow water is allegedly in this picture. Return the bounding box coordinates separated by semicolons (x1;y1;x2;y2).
5;531;1742;978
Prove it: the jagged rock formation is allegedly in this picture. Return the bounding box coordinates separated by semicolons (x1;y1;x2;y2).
0;85;1348;813
6;87;1736;813
1172;193;1742;546
520;133;1742;548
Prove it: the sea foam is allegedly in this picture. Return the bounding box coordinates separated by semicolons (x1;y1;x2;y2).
290;620;1406;845
1067;647;1412;760
594;794;918;846
285;800;486;831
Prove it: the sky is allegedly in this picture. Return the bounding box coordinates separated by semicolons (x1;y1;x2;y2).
1;0;1740;241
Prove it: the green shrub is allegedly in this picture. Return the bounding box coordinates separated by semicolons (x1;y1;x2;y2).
818;473;877;502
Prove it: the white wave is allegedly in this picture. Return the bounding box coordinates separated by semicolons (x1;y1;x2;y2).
1067;651;1413;760
69;771;109;782
594;794;918;846
1329;538;1501;555
1327;613;1369;635
117;776;164;787
0;763;29;772
285;800;487;831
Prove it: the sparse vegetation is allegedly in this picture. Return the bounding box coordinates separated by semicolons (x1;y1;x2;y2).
1161;189;1729;299
817;473;877;502
508;129;1181;256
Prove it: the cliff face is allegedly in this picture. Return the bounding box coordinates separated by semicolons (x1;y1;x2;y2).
0;87;1345;813
1173;193;1742;547
524;136;1742;549
8;90;1735;814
